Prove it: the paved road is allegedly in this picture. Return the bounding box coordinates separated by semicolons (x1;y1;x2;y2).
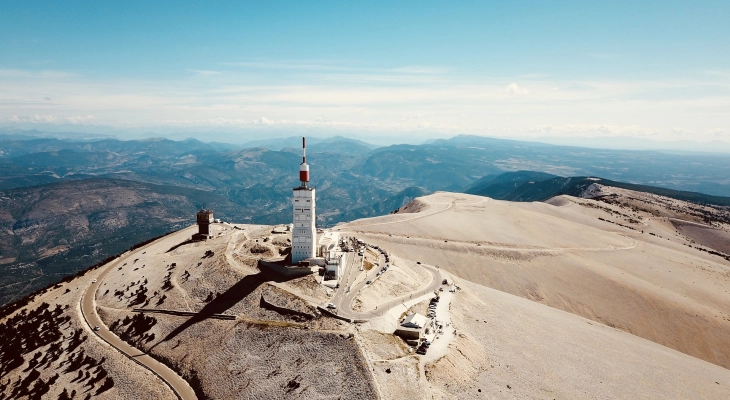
328;244;444;321
80;229;198;400
354;262;443;319
328;251;362;309
328;244;383;313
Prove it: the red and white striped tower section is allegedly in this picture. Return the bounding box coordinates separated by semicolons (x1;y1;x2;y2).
292;137;316;264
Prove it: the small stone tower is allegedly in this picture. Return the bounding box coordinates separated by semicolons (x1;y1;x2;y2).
193;209;214;241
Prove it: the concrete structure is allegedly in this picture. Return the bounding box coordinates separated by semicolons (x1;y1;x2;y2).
394;313;427;341
192;209;214;241
317;231;342;280
304;257;326;267
394;326;422;342
258;258;319;277
292;137;317;264
324;256;343;281
318;231;340;257
401;313;427;329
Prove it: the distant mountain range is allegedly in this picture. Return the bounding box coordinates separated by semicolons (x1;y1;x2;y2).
1;130;730;305
527;135;730;154
243;135;379;154
467;171;730;207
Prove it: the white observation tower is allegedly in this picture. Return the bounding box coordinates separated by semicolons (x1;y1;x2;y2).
291;137;316;263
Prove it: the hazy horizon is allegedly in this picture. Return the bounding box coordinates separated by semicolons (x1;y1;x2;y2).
5;125;730;155
1;2;729;151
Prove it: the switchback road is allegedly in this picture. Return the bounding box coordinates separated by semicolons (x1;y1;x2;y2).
329;256;444;321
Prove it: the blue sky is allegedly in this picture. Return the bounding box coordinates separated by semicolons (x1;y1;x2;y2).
1;1;729;144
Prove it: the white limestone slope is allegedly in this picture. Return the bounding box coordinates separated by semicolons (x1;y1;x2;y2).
337;191;730;399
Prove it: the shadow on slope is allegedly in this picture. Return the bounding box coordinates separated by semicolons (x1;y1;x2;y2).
154;270;298;346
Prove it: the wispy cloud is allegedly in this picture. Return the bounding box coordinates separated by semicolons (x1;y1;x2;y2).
1;64;729;142
65;115;95;124
0;98;58;106
8;114;57;123
519;73;549;79
390;66;448;74
528;124;655;137
219;59;447;77
586;53;619;60
220;60;351;71
8;114;95;124
505;83;529;96
708;128;727;137
704;70;730;80
188;69;220;76
0;69;77;79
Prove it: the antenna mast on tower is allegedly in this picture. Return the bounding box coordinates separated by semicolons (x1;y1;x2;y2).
299;137;310;187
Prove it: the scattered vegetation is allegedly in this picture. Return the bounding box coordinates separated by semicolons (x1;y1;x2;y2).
111;314;158;347
161;273;173;291
250;244;270;254
0;302;113;399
